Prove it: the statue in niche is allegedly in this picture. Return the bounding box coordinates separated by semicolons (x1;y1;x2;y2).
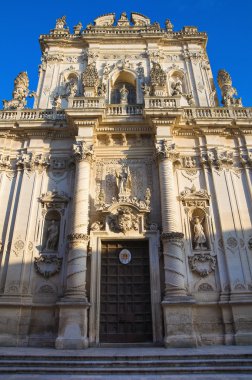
171;79;183;96
116;166;132;197
45;220;59;251
193;217;207;250
120;85;129;104
66;77;78;97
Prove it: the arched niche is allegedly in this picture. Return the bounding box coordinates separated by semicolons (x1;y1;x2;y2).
168;69;186;96
109;69;138;104
42;210;61;253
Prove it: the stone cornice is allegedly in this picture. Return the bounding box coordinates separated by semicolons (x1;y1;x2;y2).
39;28;207;52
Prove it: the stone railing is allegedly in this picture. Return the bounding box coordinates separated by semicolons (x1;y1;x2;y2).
0;109;66;121
70;97;105;109
183;107;252;119
144;96;180;108
106;104;143;116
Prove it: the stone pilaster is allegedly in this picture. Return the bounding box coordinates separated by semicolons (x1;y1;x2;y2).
156;139;196;347
56;140;93;349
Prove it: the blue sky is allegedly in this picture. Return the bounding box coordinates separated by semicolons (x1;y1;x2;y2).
0;0;251;107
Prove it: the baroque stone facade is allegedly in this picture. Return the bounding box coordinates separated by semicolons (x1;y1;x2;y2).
0;12;252;349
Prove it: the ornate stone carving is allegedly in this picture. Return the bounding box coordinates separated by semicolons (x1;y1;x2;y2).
165;19;173;31
39;190;70;209
171;79;182;96
116;165;132;198
189;253;216;277
150;62;167;95
0;155;12;171
161;232;184;240
34;255;62;278
16;150;33;171
82;63;99;96
120;85;129;104
45;220;59;251
108;206;139;234
68;233;89;242
155;140;181;163
94;13;115;27
73;141;94;162
131;12;151;26
55;16;67;29
193;216;207;250
200;148;233;169
117;12;130;27
179;185;210;210
3;72;29;110
34;154;50;173
73;22;82;34
217;69;242;107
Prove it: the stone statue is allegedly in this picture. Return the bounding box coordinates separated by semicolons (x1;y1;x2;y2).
66;77;78;97
45;220;59;251
193;217;206;250
3;72;29;110
165;19;173;32
116;166;132;197
171;79;183;96
55;16;66;29
53;95;61;109
120;85;129;104
185;92;195;106
117;12;130;27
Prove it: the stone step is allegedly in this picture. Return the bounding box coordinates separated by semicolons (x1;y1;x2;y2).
0;357;252;375
0;347;252;377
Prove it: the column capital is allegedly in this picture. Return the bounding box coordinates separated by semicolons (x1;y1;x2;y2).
73;140;94;163
155;140;181;163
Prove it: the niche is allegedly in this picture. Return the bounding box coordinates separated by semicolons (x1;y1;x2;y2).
110;71;137;104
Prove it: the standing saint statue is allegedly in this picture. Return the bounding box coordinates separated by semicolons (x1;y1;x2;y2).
193;217;206;250
116;166;132;197
45;220;59;251
120;85;129;104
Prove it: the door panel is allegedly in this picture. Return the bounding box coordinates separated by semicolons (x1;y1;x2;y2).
100;240;152;343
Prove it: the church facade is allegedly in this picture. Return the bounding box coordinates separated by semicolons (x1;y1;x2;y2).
0;12;252;349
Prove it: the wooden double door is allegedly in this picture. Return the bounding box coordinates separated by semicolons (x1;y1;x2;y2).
100;240;153;343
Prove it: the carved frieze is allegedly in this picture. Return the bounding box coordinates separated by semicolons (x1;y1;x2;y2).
200;148;233;170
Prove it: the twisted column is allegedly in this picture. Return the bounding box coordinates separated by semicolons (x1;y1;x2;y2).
65;141;93;301
156;140;187;298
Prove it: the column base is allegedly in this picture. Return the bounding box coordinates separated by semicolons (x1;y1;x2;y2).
55;300;90;350
162;297;197;348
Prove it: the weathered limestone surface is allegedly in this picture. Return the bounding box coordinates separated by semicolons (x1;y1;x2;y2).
0;12;252;349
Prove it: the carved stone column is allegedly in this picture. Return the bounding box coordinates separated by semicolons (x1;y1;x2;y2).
156;140;187;297
156;139;196;348
56;140;93;350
